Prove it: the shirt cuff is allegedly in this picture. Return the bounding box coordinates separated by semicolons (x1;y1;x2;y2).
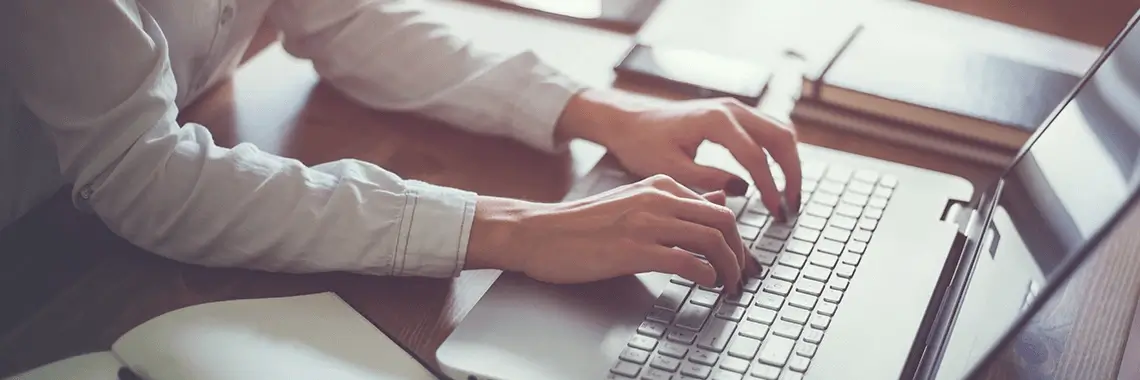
393;180;478;277
505;55;587;153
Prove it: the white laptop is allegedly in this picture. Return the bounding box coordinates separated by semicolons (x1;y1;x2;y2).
437;11;1140;380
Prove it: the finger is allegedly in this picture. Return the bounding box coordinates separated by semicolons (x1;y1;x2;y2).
702;190;726;206
641;204;743;295
647;179;749;280
727;101;804;214
638;247;718;287
664;156;750;197
697;107;786;220
699;190;755;277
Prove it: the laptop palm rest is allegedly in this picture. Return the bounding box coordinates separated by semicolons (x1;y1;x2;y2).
438;271;669;380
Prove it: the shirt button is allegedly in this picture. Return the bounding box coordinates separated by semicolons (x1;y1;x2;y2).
80;185;93;200
219;5;234;25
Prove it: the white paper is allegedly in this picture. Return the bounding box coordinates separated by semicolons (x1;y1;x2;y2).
5;352;122;380
111;292;435;380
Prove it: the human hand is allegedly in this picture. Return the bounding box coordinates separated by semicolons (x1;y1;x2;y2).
557;90;802;220
466;175;759;294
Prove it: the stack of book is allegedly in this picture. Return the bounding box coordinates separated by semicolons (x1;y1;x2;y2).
626;0;1100;167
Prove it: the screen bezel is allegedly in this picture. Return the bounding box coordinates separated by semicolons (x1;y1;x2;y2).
960;11;1140;378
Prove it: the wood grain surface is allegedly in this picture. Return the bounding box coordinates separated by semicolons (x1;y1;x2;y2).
1;0;1136;378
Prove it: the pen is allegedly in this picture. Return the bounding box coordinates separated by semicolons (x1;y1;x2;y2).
756;51;808;128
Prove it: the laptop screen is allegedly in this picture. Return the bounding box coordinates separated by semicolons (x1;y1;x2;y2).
934;17;1140;380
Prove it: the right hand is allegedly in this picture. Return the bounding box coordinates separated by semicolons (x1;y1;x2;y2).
467;174;757;295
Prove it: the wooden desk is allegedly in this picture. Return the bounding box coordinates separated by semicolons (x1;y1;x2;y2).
0;1;1134;379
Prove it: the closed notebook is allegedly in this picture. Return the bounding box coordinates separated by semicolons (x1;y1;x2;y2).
816;26;1083;150
7;292;437;380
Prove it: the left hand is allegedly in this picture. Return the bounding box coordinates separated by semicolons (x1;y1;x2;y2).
558;90;803;220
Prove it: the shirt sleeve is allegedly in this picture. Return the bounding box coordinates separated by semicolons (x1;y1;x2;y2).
3;0;475;278
266;0;586;153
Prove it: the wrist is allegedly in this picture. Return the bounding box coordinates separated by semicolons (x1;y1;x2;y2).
554;88;650;147
467;196;538;272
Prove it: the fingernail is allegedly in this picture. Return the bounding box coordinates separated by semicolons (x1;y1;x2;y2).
725;177;748;197
714;277;723;288
735;280;744;295
777;199;790;222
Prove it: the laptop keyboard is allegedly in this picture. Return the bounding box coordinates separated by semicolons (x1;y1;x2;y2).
608;162;898;380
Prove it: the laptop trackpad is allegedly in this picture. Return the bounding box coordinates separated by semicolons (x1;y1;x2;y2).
437;271;669;380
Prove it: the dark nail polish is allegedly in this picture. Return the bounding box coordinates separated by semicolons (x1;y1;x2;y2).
714;278;723;288
735;280;744;295
777;199;790;222
725;177;748;197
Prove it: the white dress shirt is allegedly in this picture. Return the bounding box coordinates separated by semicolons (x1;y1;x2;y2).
0;0;583;277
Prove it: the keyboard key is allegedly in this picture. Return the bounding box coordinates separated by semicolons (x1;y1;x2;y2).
846;241;867;254
815;240;843;255
797;215;827;230
817;302;837;317
743;277;763;293
736;320;769;340
725;291;754;307
847;181;873;195
689;288;720;307
801;265;831;282
841;193;869;207
659;341;689;358
638;321;667;338
853;169;879;184
748;308;778;325
869;196;888;209
715;304;747;322
804;203;833;218
779;372;804;380
779;253;808;269
828;277;850;291
810;315;832;330
809;253;838;269
858;218;878;231
640;368;674;380
725;195;748;215
755;293;784;311
611;361;642;377
785;240;813;255
825;167;852;182
605;373;634;380
787;292;818;310
852;229;872;243
688;348;719;366
771;321;803;339
829;215;857;230
667;329;697;344
751;251;779;267
712;369;745;380
697;317;734;351
792;227;820;243
751;364;782;380
754;238;784;253
762;279;793;296
812;193;839;207
788;356;811;372
746;197;769;215
680;363;713;379
719;356;750;374
795;279;825;296
657;350;690;369
656;284;692;311
822;289;844;303
835;264;856;279
771;265;799;282
864;208;884;220
621;347;651;364
835;204;862;218
796;342;818;358
779;306;811;325
817;180;845;195
629;335;659;351
728;335;762;360
756;335;796;366
739;212;769;228
676;303;712;330
822;227;850;243
647;308;674;324
803;162;827;180
803;328;824;344
738;224;762;240
765;224;794;240
873;186;894;199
